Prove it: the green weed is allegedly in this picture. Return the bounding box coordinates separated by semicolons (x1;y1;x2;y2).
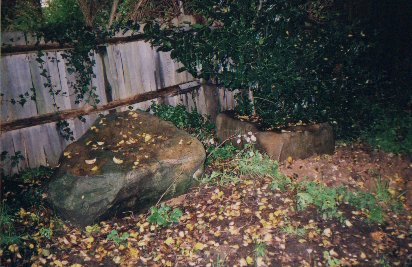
296;182;343;220
0;204;20;246
198;171;240;186
39;227;53;240
281;222;306;237
207;144;237;163
323;251;342;267
212;255;224;267
151;103;213;133
85;224;101;235
254;241;267;258
106;230;129;246
147;203;183;227
344;191;384;223
374;176;391;204
238;149;279;178
19;166;54;183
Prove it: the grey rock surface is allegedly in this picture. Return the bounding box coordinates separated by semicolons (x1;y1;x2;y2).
48;110;205;226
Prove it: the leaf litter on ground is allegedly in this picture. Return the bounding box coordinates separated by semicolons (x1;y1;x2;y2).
1;143;411;266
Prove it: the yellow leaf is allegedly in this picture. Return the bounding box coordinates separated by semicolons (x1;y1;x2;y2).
128;247;139;259
91;166;98;172
64;151;71;157
70;264;83;267
113;157;124;164
287;156;293;163
97;142;105;146
194;242;205;251
18;208;26;217
164;237;175;246
246;256;254;265
186;224;194;231
360;252;366;259
145;134;152;142
130;231;138;238
8;244;18;253
85;158;96;165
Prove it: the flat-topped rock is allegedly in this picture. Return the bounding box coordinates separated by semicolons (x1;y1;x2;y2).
48;110;205;226
216;113;334;161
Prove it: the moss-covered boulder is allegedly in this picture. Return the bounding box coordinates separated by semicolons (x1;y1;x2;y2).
48;110;205;226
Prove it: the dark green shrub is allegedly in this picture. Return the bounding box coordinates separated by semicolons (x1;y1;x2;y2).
207;143;237;163
365;115;412;154
143;0;411;138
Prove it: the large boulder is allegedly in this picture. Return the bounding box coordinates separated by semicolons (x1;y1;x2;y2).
216;113;334;161
48;110;205;226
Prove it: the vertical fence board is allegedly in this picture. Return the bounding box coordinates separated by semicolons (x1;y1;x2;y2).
1;35;235;174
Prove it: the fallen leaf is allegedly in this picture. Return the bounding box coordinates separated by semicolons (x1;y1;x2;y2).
113;157;124;164
128;247;139;259
246;256;254;265
85;158;96;165
370;231;385;241
360;252;366;259
323;228;332;237
194;242;205;251
144;134;152;142
91;166;98;171
164;237;174;246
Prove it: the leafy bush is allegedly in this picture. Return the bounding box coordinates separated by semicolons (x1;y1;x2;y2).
344;191;384;223
151;103;214;135
1;0;43;31
365;115;412;155
147;204;183;227
151;103;201;129
43;0;83;26
206;143;237;163
144;0;411;138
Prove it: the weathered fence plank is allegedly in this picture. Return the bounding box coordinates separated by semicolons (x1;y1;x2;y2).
1;34;235;174
1;81;201;133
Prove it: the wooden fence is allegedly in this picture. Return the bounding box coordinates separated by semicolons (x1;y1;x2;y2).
0;32;236;174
